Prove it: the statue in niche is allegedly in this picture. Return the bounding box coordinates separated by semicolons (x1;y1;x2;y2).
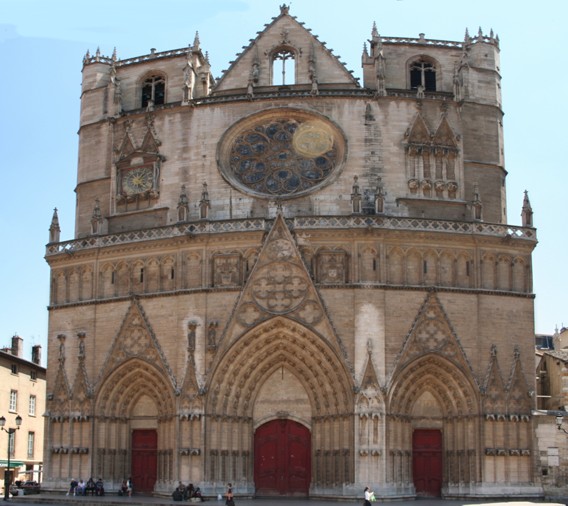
187;321;197;351
207;322;218;349
78;332;86;358
251;59;260;84
57;334;66;363
375;52;386;97
183;61;193;103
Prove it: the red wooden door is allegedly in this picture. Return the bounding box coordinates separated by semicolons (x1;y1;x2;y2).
412;429;442;497
131;429;157;493
254;419;311;496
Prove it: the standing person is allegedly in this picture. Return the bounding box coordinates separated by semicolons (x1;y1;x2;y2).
225;483;235;506
127;477;133;497
364;486;374;506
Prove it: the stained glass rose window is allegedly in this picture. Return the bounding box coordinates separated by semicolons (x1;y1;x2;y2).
218;109;346;198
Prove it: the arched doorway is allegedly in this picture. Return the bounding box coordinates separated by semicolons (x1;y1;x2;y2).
412;429;442;497
254;419;311;496
205;317;354;494
95;359;175;491
389;355;480;498
131;429;157;493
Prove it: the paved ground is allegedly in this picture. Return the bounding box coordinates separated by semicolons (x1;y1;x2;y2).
7;495;567;506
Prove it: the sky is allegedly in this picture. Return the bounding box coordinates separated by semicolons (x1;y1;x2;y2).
1;0;566;364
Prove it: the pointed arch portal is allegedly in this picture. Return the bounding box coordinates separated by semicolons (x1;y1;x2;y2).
95;358;176;491
206;316;354;494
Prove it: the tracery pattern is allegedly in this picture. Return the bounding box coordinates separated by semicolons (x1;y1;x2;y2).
228;117;339;196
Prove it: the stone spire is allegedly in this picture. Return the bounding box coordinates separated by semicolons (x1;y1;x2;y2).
351;176;362;214
372;21;379;40
374;179;385;214
521;190;533;227
49;207;61;244
177;185;190;222
193;31;200;51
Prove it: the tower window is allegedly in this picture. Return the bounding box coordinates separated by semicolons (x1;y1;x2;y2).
272;49;296;85
142;75;165;108
410;60;436;91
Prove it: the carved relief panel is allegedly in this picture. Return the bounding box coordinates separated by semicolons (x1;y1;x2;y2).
316;250;348;284
213;253;242;287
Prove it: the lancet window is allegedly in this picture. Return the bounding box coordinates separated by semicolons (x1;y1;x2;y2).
141;75;165;108
272;49;296;85
410;59;437;92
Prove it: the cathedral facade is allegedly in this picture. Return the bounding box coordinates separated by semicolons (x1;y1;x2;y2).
43;6;541;499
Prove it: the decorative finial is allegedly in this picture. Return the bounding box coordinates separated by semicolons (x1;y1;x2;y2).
49;207;61;244
112;47;117;61
372;21;379;38
177;185;190;223
280;4;289;15
193;31;200;51
521;190;533;227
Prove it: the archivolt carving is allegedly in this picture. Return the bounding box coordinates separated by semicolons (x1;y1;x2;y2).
96;358;175;417
389;355;478;417
207;317;353;418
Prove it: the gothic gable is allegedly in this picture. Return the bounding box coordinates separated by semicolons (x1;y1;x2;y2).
406;114;431;145
432;116;458;148
214;5;359;92
507;345;532;415
482;345;507;415
218;213;349;366
360;345;381;391
392;292;475;379
179;323;203;413
94;298;178;393
70;334;92;412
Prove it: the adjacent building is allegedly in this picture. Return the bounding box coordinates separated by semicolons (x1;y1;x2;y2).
43;6;540;499
0;336;45;492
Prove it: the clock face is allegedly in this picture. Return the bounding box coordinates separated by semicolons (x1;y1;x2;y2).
122;166;153;195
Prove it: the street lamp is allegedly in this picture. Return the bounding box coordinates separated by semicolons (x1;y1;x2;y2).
0;415;22;501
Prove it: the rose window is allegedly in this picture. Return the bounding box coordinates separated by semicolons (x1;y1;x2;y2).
218;110;346;198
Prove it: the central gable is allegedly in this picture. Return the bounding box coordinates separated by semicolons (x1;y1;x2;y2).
214;5;359;92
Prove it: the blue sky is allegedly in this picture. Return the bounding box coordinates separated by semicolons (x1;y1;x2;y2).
1;0;566;363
